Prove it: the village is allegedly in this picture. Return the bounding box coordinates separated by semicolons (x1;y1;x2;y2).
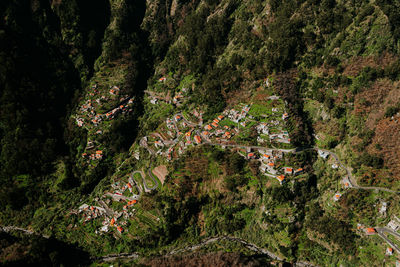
74;83;136;166
74;76;309;236
72;75;400;265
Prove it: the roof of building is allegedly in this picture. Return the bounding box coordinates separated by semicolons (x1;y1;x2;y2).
277;175;285;181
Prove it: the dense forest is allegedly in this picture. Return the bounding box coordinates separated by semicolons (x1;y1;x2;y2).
1;0;400;266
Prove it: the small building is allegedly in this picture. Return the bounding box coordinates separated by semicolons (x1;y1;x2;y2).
386;247;394;256
212;122;218;128
388;218;400;231
150;98;158;104
247;153;256;159
365;228;376;235
267;162;277;174
379;202;388;215
276;175;285;185
282;113;289;120
333;193;341;201
294;168;303;175
205;125;212;130
332;164;339;169
318;150;329;159
175;115;182;122
284;167;293;175
159;77;166;82
194;135;202;144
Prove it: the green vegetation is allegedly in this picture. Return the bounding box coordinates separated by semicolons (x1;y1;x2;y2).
2;0;400;266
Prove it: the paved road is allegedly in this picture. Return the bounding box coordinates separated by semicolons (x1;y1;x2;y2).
376;227;400;254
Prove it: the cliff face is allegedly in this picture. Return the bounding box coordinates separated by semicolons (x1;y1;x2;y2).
1;0;400;266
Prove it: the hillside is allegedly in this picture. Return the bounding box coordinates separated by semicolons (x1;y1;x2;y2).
1;0;400;266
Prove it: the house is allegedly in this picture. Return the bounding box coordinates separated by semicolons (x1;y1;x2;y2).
284;167;293;175
332;164;339;169
205;125;212;130
262;154;271;161
386;247;394;255
159;77;166;82
150;98;158;104
175;115;182;122
185;131;191;141
267;162;277;174
223;132;231;139
388;218;400;231
282;113;289;120
117;226;123;233
318;150;329;159
333;193;341;201
82;153;87;158
276;175;285;185
294;168;303;175
379;202;387;215
155;140;164;148
218;115;224;120
95;150;103;159
212;122;219;128
213;118;220;124
365;228;376;235
247;153;256;159
194;135;202;144
110;218;115;226
202;131;209;137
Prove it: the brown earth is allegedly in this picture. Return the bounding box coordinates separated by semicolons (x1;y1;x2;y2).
343;52;398;77
152;165;169;185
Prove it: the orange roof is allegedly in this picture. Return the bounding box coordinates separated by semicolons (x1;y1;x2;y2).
110;218;115;226
128;200;137;205
263;154;270;158
286;167;293;172
218;115;224;120
194;135;201;143
213;119;219;123
388;247;393;252
127;183;132;188
277;175;285;181
224;125;229;129
117;226;123;232
268;162;274;166
212;122;218;127
202;131;209;135
345;182;349;186
296;168;303;171
185;131;191;136
96;150;103;154
366;228;376;233
335;194;340;198
248;153;254;157
205;125;212;130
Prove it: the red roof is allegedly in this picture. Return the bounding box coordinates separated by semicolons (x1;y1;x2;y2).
366;228;376;233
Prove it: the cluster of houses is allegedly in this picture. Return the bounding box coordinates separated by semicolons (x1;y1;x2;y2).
224;104;251;124
82;150;103;161
148;82;189;106
78;204;106;223
78;175;142;235
248;150;304;185
74;83;136;163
